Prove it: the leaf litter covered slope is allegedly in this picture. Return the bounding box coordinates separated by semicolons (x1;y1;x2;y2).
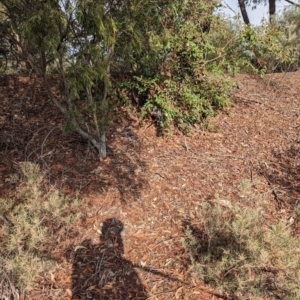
1;72;300;299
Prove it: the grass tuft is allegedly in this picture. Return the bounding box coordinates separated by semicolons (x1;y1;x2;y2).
0;162;81;294
182;200;300;299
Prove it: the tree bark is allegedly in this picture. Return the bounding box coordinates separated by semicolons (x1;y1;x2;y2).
238;0;250;25
269;0;276;23
99;132;106;158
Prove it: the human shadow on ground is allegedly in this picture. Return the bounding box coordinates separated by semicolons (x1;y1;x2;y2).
259;142;300;207
71;218;148;300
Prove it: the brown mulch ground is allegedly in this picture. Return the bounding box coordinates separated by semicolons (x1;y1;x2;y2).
1;71;300;299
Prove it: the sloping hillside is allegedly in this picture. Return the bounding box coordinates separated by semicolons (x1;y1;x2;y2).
1;72;300;299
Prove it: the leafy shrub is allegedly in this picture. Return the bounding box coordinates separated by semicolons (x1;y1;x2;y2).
117;4;298;135
240;22;298;74
182;200;300;299
117;2;235;135
294;203;300;222
274;6;300;72
0;162;81;293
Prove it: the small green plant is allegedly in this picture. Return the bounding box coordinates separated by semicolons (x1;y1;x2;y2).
294;203;300;222
182;200;300;299
117;7;298;136
0;162;81;293
117;5;235;135
238;21;298;74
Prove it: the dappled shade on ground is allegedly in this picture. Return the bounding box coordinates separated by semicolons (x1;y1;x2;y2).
259;143;300;207
0;75;148;201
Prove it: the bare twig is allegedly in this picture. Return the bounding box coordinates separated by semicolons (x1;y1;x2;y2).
133;263;186;284
284;0;300;7
0;268;19;300
0;215;14;227
191;285;229;299
191;153;246;160
154;172;168;180
146;291;176;299
25;126;49;159
233;94;272;107
40;126;59;158
183;137;189;152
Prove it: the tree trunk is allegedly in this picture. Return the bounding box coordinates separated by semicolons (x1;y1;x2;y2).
269;0;276;23
43;76;108;158
99;132;106;158
238;0;250;25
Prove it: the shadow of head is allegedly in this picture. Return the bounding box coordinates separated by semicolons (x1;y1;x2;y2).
101;217;124;237
99;218;124;251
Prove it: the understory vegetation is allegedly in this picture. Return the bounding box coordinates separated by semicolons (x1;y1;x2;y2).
182;197;300;299
116;15;298;135
0;162;81;293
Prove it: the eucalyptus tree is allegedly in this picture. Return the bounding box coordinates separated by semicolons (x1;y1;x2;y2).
0;0;167;157
0;0;223;157
238;0;300;24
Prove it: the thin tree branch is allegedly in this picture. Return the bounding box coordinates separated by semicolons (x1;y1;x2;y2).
284;0;300;7
0;215;14;227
